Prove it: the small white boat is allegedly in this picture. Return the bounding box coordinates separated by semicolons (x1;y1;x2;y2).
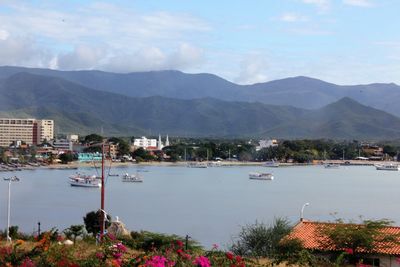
375;163;400;171
324;163;340;169
69;172;98;180
69;177;101;188
249;172;274;180
187;162;208;168
264;160;279;167
122;173;143;182
208;161;222;167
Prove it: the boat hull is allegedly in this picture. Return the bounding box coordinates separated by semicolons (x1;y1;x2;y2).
69;181;101;187
249;172;274;180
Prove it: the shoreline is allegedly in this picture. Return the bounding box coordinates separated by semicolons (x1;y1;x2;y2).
1;159;397;172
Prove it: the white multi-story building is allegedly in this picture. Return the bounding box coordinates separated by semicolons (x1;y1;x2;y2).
0;118;54;147
133;135;170;150
255;139;278;151
37;119;54;143
133;136;157;149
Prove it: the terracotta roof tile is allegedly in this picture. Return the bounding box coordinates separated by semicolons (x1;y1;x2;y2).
286;220;400;255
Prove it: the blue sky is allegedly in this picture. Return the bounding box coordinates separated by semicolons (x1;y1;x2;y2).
0;0;399;84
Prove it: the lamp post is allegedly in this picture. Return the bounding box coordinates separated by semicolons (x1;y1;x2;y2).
4;176;20;243
300;202;310;222
99;208;109;235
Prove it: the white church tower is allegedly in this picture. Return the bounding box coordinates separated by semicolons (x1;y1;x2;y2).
157;134;163;150
165;135;170;147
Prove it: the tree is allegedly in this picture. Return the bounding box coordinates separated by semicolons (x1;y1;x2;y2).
59;152;74;164
230;218;292;257
319;219;400;258
63;224;84;243
84;134;103;144
83;210;111;236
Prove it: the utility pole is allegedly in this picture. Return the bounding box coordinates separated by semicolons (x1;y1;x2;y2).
100;142;105;241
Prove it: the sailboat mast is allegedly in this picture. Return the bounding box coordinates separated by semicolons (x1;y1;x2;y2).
100;142;105;240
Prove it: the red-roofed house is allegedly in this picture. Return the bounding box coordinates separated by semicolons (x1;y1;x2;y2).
286;220;400;266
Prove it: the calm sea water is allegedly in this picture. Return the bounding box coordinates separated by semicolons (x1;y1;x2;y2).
1;164;399;248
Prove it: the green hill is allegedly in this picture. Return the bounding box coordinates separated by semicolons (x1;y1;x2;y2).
1;72;400;139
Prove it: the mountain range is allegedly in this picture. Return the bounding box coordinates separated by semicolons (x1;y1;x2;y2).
1;69;400;139
1;66;400;116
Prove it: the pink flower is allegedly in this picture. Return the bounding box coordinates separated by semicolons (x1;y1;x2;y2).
145;255;169;267
193;256;211;267
345;248;354;254
116;242;127;252
176;240;184;248
19;258;36;267
226;252;234;260
96;252;104;260
212;244;219;250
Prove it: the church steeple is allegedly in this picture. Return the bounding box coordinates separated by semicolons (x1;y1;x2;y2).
157;134;163;150
165;134;170;147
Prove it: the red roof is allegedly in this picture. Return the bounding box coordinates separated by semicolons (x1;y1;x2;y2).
286;220;400;255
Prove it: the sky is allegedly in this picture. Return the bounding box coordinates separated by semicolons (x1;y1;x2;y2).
0;0;399;85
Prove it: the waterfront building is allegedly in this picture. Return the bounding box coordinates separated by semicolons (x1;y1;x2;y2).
67;134;79;143
133;136;157;149
0;118;54;147
255;139;278;151
133;135;170;151
51;139;73;152
78;152;102;162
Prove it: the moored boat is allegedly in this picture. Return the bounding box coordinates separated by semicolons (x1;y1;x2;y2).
375;163;400;171
69;177;101;187
249;172;274;180
324;163;340;169
264;160;279;167
122;173;143;182
69;172;99;180
187;162;208;168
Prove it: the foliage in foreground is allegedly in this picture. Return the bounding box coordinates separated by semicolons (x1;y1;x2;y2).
0;229;262;267
230;218;293;258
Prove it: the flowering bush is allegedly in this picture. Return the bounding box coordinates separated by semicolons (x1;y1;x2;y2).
0;231;256;267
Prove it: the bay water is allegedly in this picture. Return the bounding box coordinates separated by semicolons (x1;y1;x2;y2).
0;165;399;248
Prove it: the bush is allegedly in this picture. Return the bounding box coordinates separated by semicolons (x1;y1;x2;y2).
129;231;202;251
230;218;292;258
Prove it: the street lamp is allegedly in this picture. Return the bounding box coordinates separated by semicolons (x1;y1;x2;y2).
300;202;310;221
3;176;20;243
99;209;109;235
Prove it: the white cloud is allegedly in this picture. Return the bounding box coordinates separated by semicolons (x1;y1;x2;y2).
301;0;331;12
288;27;332;35
0;33;52;68
0;2;210;72
57;45;108;70
278;13;308;22
235;53;269;85
0;29;9;40
98;43;204;73
343;0;373;7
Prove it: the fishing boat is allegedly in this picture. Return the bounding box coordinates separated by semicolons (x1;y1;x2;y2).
69;177;101;187
324;163;340;169
122;173;143;182
249;172;274;180
69;172;99;180
187;162;208;168
375;163;400;171
264;160;279;167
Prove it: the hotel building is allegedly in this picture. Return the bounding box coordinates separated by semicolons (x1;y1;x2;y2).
0;118;54;147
